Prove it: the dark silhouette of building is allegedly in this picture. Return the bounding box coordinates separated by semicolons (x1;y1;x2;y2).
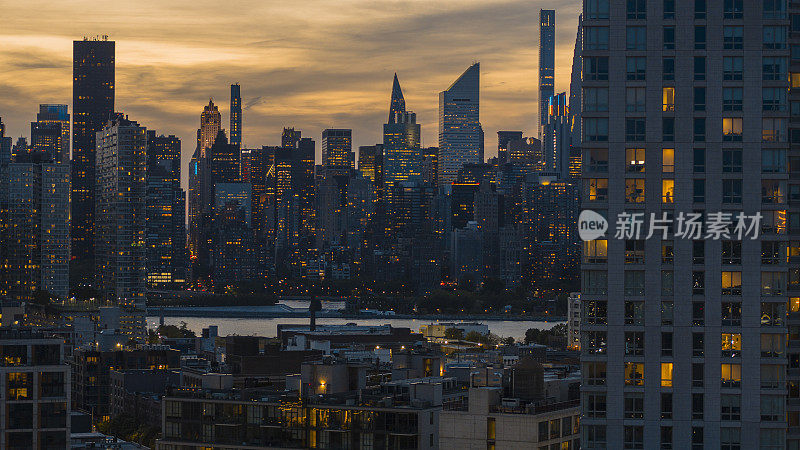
146;132;187;289
229;84;242;147
71;37;115;282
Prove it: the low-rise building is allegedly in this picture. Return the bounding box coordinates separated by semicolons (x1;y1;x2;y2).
156;380;446;450
0;328;70;449
440;387;580;450
70;345;180;422
109;369;180;427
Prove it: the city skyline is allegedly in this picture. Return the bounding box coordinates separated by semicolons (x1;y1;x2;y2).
0;0;581;191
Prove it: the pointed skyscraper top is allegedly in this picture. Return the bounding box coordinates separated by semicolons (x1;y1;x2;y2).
388;73;406;124
444;62;480;94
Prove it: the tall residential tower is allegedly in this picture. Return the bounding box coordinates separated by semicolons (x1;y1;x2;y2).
580;1;792;448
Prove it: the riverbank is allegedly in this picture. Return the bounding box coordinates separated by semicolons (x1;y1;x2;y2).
146;305;565;322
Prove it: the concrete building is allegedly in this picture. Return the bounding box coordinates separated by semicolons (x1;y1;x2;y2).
70;346;180;422
567;292;580;350
440;387;579;450
31;104;70;164
145;132;187;289
787;0;800;446
95;116;147;309
157;382;442;449
580;1;792;448
0;162;70;301
0;329;70;449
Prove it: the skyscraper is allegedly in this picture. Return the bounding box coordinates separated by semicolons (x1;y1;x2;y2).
322;129;354;177
538;9;555;137
383;74;422;222
543;92;570;178
72;37;114;274
230;84;242;147
580;2;792;448
0;162;70;301
145;132;187;289
198;99;221;157
497;131;523;166
438;63;481;188
388;73;406;124
189;100;223;281
33;104;70;163
95;116;146;308
0;117;10;166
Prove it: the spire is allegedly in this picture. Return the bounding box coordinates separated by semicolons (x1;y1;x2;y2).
388;73;406;124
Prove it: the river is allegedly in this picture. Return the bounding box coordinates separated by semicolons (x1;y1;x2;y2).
147;315;562;341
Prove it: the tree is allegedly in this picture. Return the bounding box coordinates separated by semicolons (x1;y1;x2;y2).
444;327;464;340
524;324;567;346
31;289;56;306
501;336;515;346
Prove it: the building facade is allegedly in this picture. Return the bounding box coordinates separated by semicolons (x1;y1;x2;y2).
0;329;70;449
539;9;556;137
580;1;791;448
71;38;115;275
145;132;187;289
322;129;355;177
439;63;482;187
95;116;147;308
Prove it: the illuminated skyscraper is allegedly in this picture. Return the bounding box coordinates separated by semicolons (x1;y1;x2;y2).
438;63;481;188
358;145;382;184
282;127;301;148
95;116;146;308
72;37;114;274
189;101;224;281
383;75;422;224
539;9;555;137
33;104;70;163
230;84;242;147
0;162;70;301
497;131;523;166
145;131;186;289
322;129;354;176
198;99;221;157
543;92;570;178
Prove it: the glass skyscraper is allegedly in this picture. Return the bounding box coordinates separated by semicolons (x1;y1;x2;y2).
71;38;114;275
539;10;556;137
438;63;481;188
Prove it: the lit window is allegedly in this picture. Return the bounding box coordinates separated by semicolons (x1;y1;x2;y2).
662;180;674;204
625;362;644;386
662;87;675;112
721;363;741;388
661;363;673;387
721;333;742;357
723;118;743;141
626;148;646;172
